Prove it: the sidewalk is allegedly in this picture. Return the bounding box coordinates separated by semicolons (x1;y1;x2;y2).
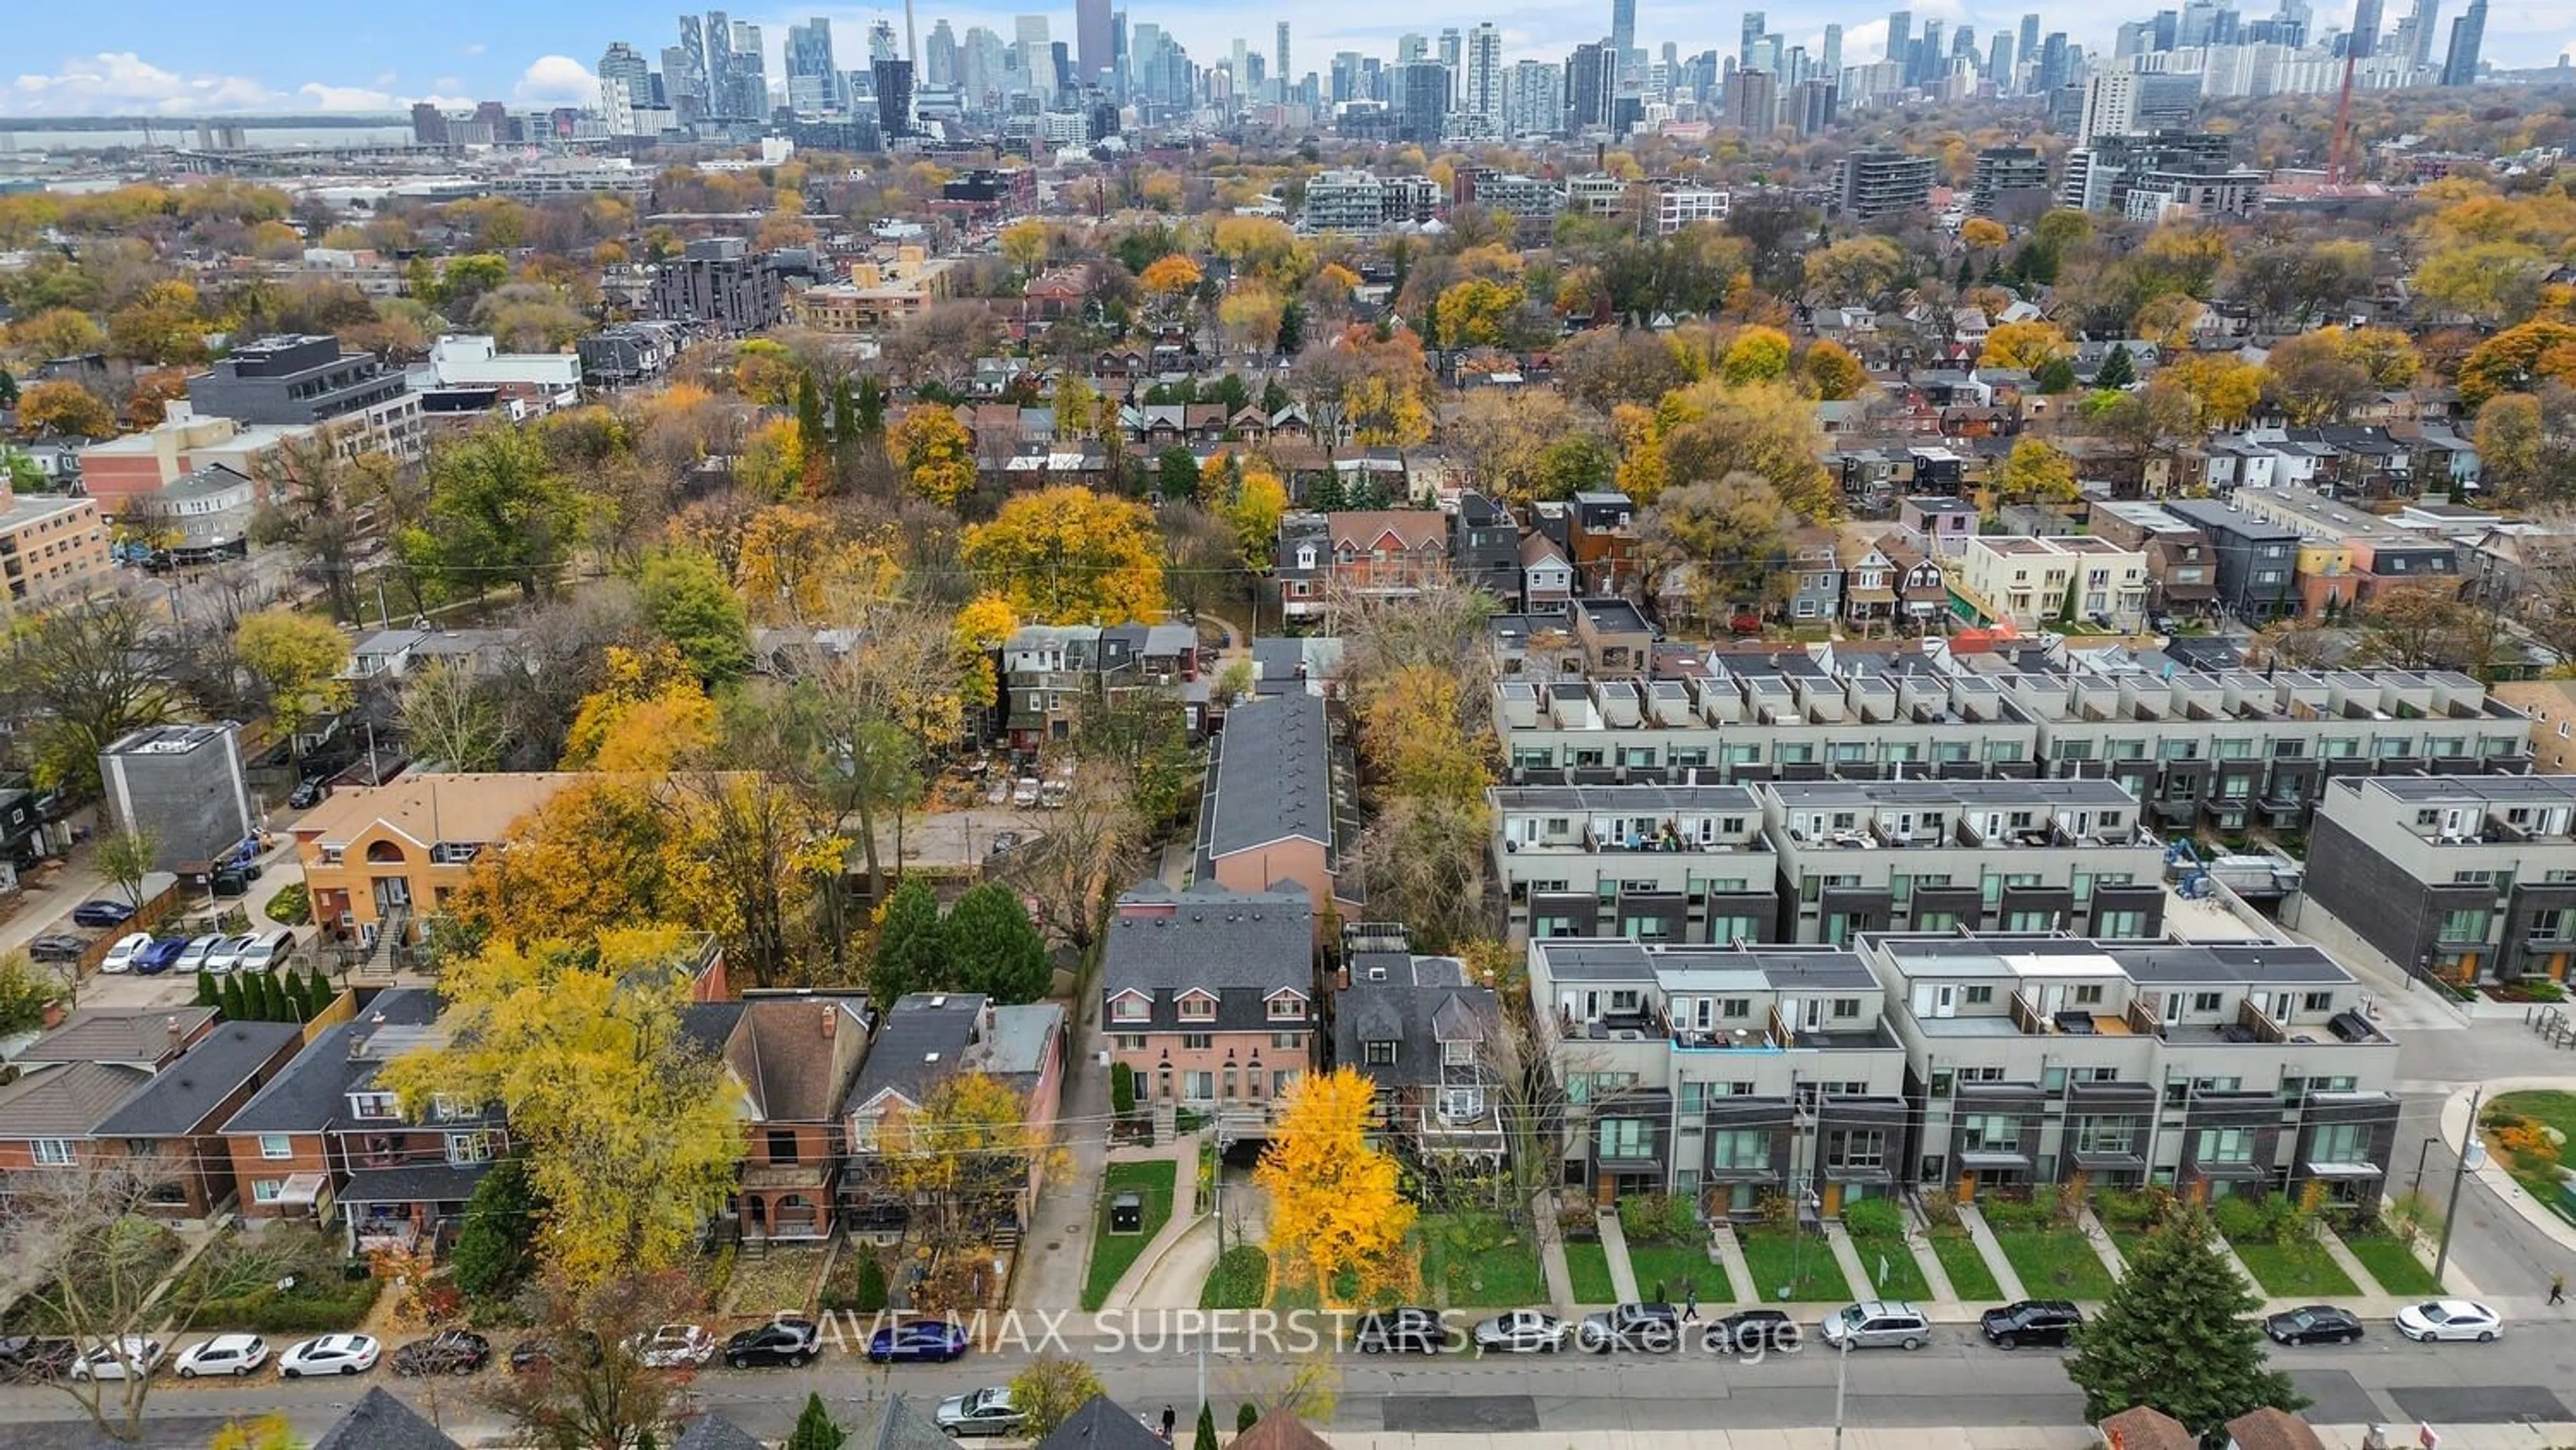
2439;1077;2576;1257
1953;1202;2028;1302
1014;990;1116;1311
1595;1208;1642;1302
1099;1135;1204;1310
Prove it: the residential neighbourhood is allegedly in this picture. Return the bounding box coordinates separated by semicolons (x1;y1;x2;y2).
4;14;2576;1448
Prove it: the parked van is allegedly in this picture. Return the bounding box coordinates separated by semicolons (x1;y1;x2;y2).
237;929;299;973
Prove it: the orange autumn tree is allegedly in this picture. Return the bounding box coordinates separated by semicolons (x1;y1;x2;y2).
1254;1068;1416;1306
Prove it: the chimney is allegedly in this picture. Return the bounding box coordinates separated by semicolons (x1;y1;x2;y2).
166;1015;182;1053
820;1005;837;1039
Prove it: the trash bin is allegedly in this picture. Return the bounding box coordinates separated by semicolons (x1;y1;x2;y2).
1110;1192;1144;1235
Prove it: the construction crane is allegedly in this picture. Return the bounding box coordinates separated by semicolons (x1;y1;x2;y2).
2326;48;2359;186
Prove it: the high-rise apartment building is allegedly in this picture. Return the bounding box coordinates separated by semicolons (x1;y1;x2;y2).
784;18;839;111
1568;40;1617;132
1077;0;1114;87
1014;15;1052;83
1988;34;2015;88
1740;12;1767;70
1462;25;1505;133
1610;0;1637;66
728;20;767;117
1886;10;1912;65
2348;0;2383;56
1397;61;1450;142
1275;22;1291;100
2076;71;2139;146
1838;148;1937;221
1507;60;1564;137
1823;23;1843;76
2440;0;2485;83
411;102;449;144
1731;68;1778;130
926;21;959;86
2036;32;2071;91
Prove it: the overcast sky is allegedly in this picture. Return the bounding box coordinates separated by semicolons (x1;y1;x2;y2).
5;0;2571;116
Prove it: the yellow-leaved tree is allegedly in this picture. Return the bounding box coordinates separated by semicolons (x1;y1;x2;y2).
1980;319;2073;371
561;643;718;770
1254;1068;1416;1306
1719;326;1793;386
383;927;743;1290
875;1072;1067;1250
962;485;1165;624
951;592;1018;714
1217;464;1290;569
890;403;977;508
1993;437;2080;505
1803;339;1868;401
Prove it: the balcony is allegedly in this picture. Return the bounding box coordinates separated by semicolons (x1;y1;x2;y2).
2006;989;2149;1039
1568;1005;1668;1043
1672;1023;1786;1052
1508;823;1751;855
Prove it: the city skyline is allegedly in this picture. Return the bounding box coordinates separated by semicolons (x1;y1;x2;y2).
6;0;2571;117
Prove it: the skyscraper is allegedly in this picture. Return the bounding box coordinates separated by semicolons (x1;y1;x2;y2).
1397;60;1450;142
1014;15;1052;81
2406;0;2440;63
1398;33;1428;63
1568;40;1617;132
1464;23;1505;133
1077;0;1114;87
2348;0;2383;56
1277;22;1291;100
2037;31;2070;91
729;20;767;117
926;20;959;85
704;11;735;117
1886;10;1912;65
1610;0;1637;66
1988;32;2015;87
784;18;838;111
1507;60;1564;136
2440;0;2484;83
1919;19;1943;82
1741;12;1766;70
1438;28;1462;74
1731;66;1778;130
1823;23;1843;76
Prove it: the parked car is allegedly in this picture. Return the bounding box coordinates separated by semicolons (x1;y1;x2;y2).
278;1334;380;1378
0;1337;78;1382
133;937;189;975
1470;1310;1568;1355
1352;1308;1446;1354
72;900;136;929
936;1386;1028;1437
1579;1302;1682;1353
722;1318;820;1369
205;934;261;973
393;1331;491;1376
2265;1306;2364;1347
1819;1302;1931;1351
1706;1310;1799;1355
1980;1300;2083;1349
289;778;327;809
99;933;152;973
176;935;225;974
635;1325;716;1369
508;1331;600;1375
2394;1300;2501;1343
237;929;297;973
867;1320;969;1364
28;934;90;964
69;1337;164;1381
174;1335;269;1378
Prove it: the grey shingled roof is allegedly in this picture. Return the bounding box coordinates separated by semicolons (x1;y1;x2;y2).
1203;693;1331;858
846;1392;961;1450
845;993;986;1115
1102;888;1314;1032
95;1021;303;1139
1039;1396;1171;1450
1333;956;1500;1090
15;1007;219;1068
339;1162;491;1204
219;988;440;1136
673;1414;767;1450
0;1061;150;1137
312;1386;462;1450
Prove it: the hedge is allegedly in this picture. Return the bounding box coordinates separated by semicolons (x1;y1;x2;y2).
195;1277;383;1335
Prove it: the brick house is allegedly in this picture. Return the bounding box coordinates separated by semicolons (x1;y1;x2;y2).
840;992;1068;1235
1101;884;1316;1139
683;994;872;1243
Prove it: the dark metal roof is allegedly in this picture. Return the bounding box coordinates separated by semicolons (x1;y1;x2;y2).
1203;692;1333;859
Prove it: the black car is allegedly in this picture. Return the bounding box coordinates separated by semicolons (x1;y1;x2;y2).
394;1331;491;1376
1980;1300;2084;1349
289;778;327;809
507;1331;600;1375
71;900;136;929
0;1337;78;1382
1578;1302;1682;1353
28;934;90;964
1705;1309;1799;1355
724;1318;821;1369
2265;1305;2364;1347
1352;1308;1446;1354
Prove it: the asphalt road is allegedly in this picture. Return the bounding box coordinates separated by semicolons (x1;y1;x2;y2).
7;1322;2571;1447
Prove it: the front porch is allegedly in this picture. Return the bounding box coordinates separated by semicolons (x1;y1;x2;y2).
339;1162;488;1258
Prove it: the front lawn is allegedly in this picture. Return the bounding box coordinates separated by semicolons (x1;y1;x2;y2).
1843;1231;1933;1302
2340;1232;2443;1295
182;1227;382;1337
2231;1238;2358;1298
1735;1226;1851;1304
1626;1243;1730;1306
1927;1229;2002;1302
1199;1245;1270;1310
1417;1212;1546;1308
2483;1091;2576;1207
1990;1229;2114;1299
1082;1159;1178;1310
1562;1240;1617;1304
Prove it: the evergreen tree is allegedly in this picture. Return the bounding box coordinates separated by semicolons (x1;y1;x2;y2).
2064;1200;2302;1435
1193;1403;1218;1450
2055;576;2080;628
853;375;888;438
279;970;309;1023
831;377;858;447
786;1392;848;1450
1236;1404;1260;1433
1275;301;1305;356
217;973;246;1021
1210;374;1250;413
942;883;1051;1003
451;1157;540;1299
307;962;334;1010
1419;295;1444;352
195;970;219;1008
796;372;828;458
252;971;282;1021
1305;472;1347;512
1955;255;1975;291
2094;342;2137;390
1156;448;1201;502
2033;357;2078;394
867;878;947;1006
1261;378;1291;415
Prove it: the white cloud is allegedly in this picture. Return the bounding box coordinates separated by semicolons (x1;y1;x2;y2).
7;51;284;115
513;54;597;105
299;83;402;111
461;42;488;57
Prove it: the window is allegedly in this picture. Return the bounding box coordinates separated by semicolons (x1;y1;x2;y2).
446;1132;495;1166
1825;1130;1886;1171
1184;1071;1214;1099
1271;1032;1303;1049
1597;1119;1650;1159
1177;992;1218;1021
347;1092;399;1120
1442;1039;1478;1066
1929;1068;1954;1097
1267;994;1305;1021
260;1134;294;1161
2194;1127;2254;1163
252;1180;283;1204
32;1139;74;1166
1111;995;1149;1023
2192;992;2222;1014
1958;1115;2020;1153
1365;1040;1397;1066
2301;991;2334;1013
1709;1131;1770;1169
2310;1121;2370;1164
2072;984;2106;1006
2073;1118;2133;1155
1832;998;1860;1019
1180;1033;1214;1051
765;1129;798;1164
2438;907;2491;943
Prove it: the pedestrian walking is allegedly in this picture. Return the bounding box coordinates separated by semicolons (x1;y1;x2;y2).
1681;1278;1700;1322
2551;1272;2566;1306
1162;1406;1178;1442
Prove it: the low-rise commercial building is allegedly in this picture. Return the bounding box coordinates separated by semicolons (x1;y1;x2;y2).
186;334;423;462
0;486;111;616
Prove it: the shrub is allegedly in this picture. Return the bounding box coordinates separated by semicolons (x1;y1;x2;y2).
1237;1404;1260;1433
264;882;312;925
1841;1196;1904;1239
198;1277;383;1335
1556;1203;1601;1242
1619;1192;1698;1244
1111;1061;1136;1117
2092;1188;2163;1231
1917;1192;1961;1231
1981;1194;2049;1230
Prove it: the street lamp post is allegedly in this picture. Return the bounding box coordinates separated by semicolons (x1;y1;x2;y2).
1830;1311;1853;1450
2432;1084;2485;1287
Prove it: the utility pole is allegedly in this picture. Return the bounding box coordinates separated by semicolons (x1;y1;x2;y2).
2433;1084;2483;1286
1830;1316;1853;1450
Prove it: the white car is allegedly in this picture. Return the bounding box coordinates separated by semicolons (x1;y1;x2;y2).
936;1386;1028;1437
69;1337;163;1381
278;1334;380;1378
174;1335;269;1378
2394;1299;2502;1343
176;935;225;974
1470;1309;1569;1354
634;1324;716;1369
99;933;152;974
204;934;261;973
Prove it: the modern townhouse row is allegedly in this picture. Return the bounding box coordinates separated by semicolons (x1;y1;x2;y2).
1528;930;2399;1216
2306;772;2576;988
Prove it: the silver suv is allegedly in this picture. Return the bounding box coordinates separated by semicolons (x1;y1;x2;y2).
1819;1300;1931;1351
